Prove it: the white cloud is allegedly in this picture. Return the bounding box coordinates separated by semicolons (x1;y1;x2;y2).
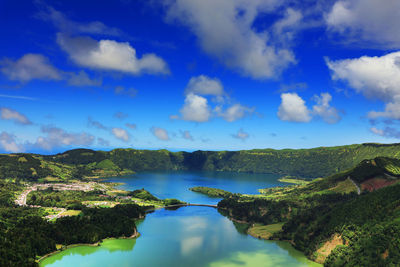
0;54;102;87
325;0;400;48
57;34;169;75
176;75;254;123
216;103;254;122
232;128;249;141
180;93;211;122
112;128;130;142
164;0;295;79
125;123;137;130
277;92;340;123
312;93;341;124
181;130;193;141
35;126;95;150
185;75;224;96
273;8;303;44
0;54;62;83
0;107;32;125
151;127;170;141
326;52;400;102
0;132;24;152
368;96;400;120
277;93;311;122
327;51;400;120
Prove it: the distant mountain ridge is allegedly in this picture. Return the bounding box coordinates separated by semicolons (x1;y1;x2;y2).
2;143;400;181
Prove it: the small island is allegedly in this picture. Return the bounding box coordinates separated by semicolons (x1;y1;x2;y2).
189;186;234;198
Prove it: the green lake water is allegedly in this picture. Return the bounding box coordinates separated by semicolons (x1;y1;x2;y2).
40;171;321;267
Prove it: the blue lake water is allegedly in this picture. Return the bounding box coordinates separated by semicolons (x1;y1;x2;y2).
106;171;287;204
40;171;320;267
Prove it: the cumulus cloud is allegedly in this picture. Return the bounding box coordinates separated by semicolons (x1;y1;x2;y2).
0;54;62;83
272;8;303;45
312;93;341;124
115;86;138;98
125;123;137;130
112;127;130;142
216;103;255;122
231;128;249;141
180;93;211;122
181;130;193;141
57;34;169;75
185;75;224;96
327;51;400;120
0;107;32;125
277;93;311;122
326;52;400;102
278;92;341;123
0;132;24;152
151;126;170;141
368;96;400;120
35;126;95;150
176;75;254;122
325;0;400;48
164;0;295;79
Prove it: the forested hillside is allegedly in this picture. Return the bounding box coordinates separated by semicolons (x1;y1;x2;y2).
46;143;400;178
2;143;400;181
217;156;400;266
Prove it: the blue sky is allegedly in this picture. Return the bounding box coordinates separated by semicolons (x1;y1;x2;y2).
1;0;400;153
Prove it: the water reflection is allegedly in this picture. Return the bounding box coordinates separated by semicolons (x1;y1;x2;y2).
41;206;320;267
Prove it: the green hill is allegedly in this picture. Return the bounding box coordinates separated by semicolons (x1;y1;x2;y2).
217;156;400;266
48;142;400;178
2;143;400;181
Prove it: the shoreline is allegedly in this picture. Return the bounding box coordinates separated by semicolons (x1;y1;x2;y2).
224;216;321;266
37;230;140;264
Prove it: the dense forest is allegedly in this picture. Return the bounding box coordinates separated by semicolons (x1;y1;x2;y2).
217;156;400;265
0;180;147;267
2;143;400;182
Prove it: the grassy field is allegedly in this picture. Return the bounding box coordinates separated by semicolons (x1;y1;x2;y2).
60;210;82;216
247;223;284;239
278;177;311;185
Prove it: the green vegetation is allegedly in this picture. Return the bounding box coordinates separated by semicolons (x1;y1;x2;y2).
218;156;400;265
248;223;284;239
0;179;146;266
27;189;106;209
278;176;311;185
189;186;234;198
2;145;400;266
0;176;186;266
128;188;159;201
3;143;400;182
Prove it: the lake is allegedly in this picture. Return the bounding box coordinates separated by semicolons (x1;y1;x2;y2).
40;171;320;267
